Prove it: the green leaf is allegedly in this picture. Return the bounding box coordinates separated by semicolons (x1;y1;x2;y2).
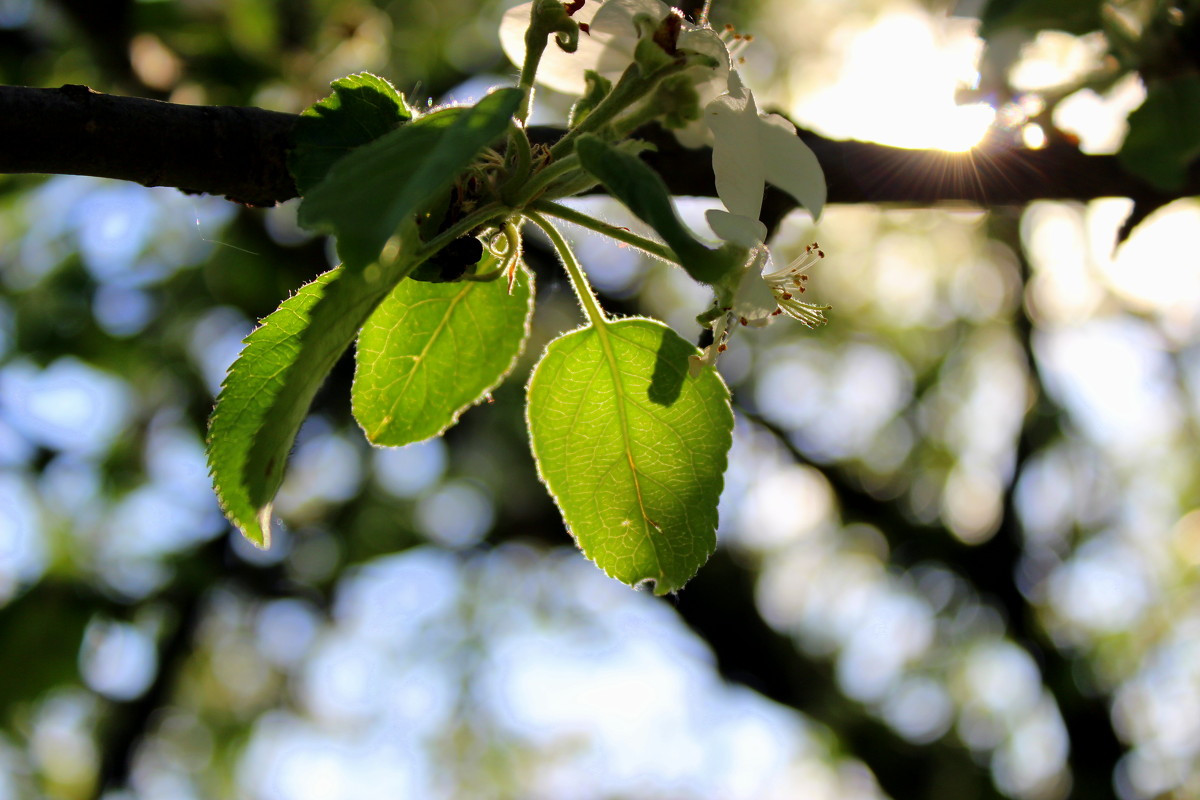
298;88;523;269
207;243;416;547
1118;75;1200;192
526;318;733;594
288;72;413;195
353;258;535;446
575;134;737;285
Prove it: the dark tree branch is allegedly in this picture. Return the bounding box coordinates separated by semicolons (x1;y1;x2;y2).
0;85;298;207
2;84;1193;213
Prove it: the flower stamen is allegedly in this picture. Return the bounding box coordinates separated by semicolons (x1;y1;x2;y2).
761;242;830;328
717;22;754;61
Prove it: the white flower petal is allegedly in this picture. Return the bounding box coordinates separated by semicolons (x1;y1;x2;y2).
679;27;729;67
705;209;765;248
729;249;778;324
590;0;671;37
678;27;732;127
705;71;827;221
758;113;826;219
704;76;764;219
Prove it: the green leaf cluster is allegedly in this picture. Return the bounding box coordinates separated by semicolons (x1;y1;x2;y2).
298;88;523;270
211;76;528;548
207;49;762;592
978;0;1104;37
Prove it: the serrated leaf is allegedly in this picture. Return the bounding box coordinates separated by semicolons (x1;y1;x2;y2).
353;258;535;446
297;88;523;269
289;72;413;195
1118;75;1200;192
526;318;733;594
575;134;736;285
207;246;415;547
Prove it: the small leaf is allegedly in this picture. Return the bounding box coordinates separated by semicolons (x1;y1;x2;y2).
1118;75;1200;192
575;134;737;285
353;258;535;446
289;72;413;195
298;88;523;269
527;318;733;594
207;244;416;547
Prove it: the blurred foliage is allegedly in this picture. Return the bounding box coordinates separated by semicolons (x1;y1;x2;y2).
1;1;1200;800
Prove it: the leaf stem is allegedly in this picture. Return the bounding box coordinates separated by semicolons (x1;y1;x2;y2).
549;66;655;159
501;123;534;202
531;199;679;264
549;56;703;160
413;201;510;264
516;26;546;125
526;211;607;327
609;99;666;139
510;153;581;207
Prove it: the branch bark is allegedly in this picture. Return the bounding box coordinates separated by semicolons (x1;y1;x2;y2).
0;83;1190;213
0;84;297;207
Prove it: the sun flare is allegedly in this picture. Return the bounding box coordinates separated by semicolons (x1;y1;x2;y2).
790;9;994;152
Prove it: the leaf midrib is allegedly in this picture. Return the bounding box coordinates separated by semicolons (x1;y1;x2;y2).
591;322;666;574
377;284;474;435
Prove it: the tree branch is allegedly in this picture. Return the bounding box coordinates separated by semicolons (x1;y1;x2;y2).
0;85;297;207
1;83;1191;213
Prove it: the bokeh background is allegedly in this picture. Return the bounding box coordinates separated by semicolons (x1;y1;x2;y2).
2;0;1199;798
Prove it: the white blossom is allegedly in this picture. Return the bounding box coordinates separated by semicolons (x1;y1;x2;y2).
500;0;729;121
498;2;831;374
689;67;829;372
689;242;829;374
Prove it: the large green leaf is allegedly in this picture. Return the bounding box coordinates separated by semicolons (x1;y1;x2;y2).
353;259;535;446
1118;75;1200;192
575;134;738;285
207;245;416;547
526;318;733;594
288;72;413;195
297;88;523;269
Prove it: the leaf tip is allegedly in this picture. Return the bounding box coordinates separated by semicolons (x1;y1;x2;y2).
250;505;273;550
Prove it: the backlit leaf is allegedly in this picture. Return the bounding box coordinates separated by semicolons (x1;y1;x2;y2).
288;72;413;195
207;242;416;547
297;88;523;270
353;259;535;446
526;317;733;594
